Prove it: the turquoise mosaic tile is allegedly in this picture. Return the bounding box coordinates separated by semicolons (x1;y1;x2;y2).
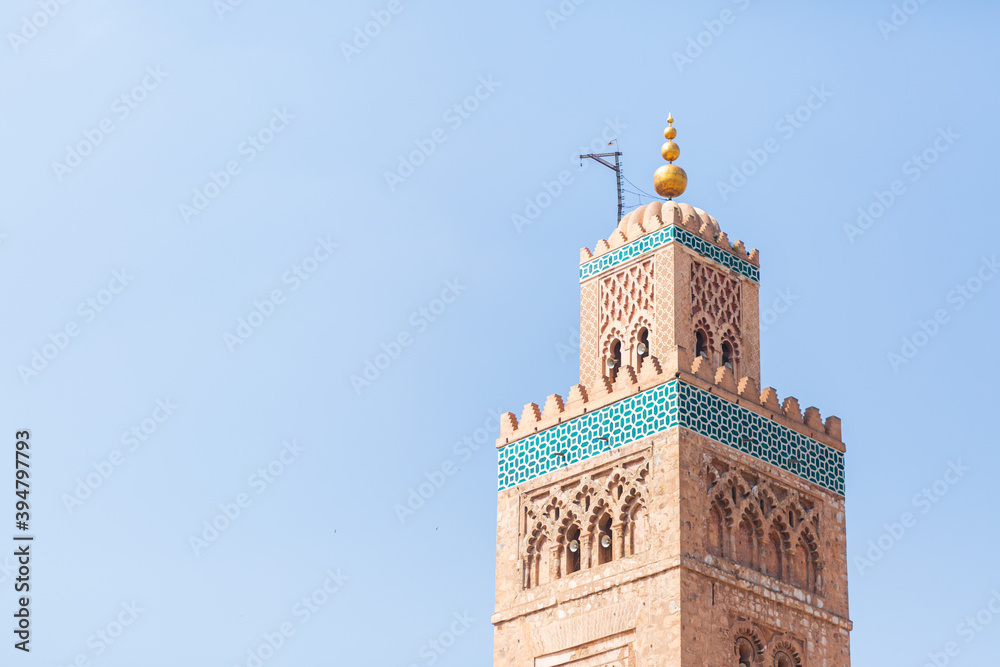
676;383;845;495
498;380;844;495
578;225;760;283
497;382;679;490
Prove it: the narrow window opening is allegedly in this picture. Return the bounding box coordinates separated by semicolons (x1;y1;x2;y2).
566;525;581;574
695;329;709;359
598;515;613;564
708;506;724;557
636;328;649;371
736;639;754;667
607;339;622;382
722;341;734;370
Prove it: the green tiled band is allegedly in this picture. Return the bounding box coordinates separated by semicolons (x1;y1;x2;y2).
497;382;679;490
677;383;844;495
497;380;844;495
579;225;760;283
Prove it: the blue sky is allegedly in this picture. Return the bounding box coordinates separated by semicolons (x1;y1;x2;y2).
2;0;999;665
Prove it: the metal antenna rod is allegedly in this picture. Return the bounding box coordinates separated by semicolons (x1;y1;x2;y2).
579;150;624;223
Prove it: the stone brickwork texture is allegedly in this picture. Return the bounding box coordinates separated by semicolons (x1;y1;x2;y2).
497;201;849;666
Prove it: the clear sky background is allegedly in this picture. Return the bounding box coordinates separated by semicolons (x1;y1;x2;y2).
2;0;999;665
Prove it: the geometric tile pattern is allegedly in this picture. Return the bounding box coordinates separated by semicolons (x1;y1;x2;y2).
498;380;844;495
580;225;760;283
677;383;845;496
498;382;678;491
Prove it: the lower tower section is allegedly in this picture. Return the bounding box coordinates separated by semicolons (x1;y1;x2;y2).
675;427;851;667
493;348;850;666
493;429;681;667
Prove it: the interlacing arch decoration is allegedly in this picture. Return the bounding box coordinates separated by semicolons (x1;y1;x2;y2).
693;316;715;360
790;526;822;592
719;327;741;376
519;459;649;589
599;323;628;381
763;511;791;581
556;510;584;575
734;505;765;570
628;315;654;370
587;497;614;535
691;259;742;337
523;521;549;589
588;498;615;565
707;458;823;593
619;476;650;556
599;260;654;336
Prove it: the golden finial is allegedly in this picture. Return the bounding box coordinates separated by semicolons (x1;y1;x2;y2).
654;114;687;199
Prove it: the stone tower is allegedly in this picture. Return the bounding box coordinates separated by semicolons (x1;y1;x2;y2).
492;123;851;667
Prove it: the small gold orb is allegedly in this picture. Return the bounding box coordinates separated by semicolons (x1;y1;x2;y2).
661;141;680;162
654;164;687;198
664;126;677;140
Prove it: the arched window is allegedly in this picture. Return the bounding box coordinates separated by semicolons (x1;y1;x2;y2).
775;652;793;667
696;329;709;359
607;339;622;382
735;637;755;667
565;525;582;574
636;328;650;371
629;504;648;555
525;534;549;589
597;514;613;564
707;505;724;557
722;340;735;369
736;518;755;568
790;540;812;590
764;532;783;579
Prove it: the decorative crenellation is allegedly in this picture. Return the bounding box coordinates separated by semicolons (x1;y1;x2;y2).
579;201;760;282
500;346;841;448
497;346;845;494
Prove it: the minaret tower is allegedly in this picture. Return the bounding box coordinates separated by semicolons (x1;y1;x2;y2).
493;119;852;666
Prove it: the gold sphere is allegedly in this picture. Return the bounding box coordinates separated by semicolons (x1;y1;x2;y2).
654;164;687;198
664;126;677;140
661;141;680;162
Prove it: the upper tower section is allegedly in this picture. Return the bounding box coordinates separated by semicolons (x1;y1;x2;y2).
578;119;762;393
493;118;849;667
